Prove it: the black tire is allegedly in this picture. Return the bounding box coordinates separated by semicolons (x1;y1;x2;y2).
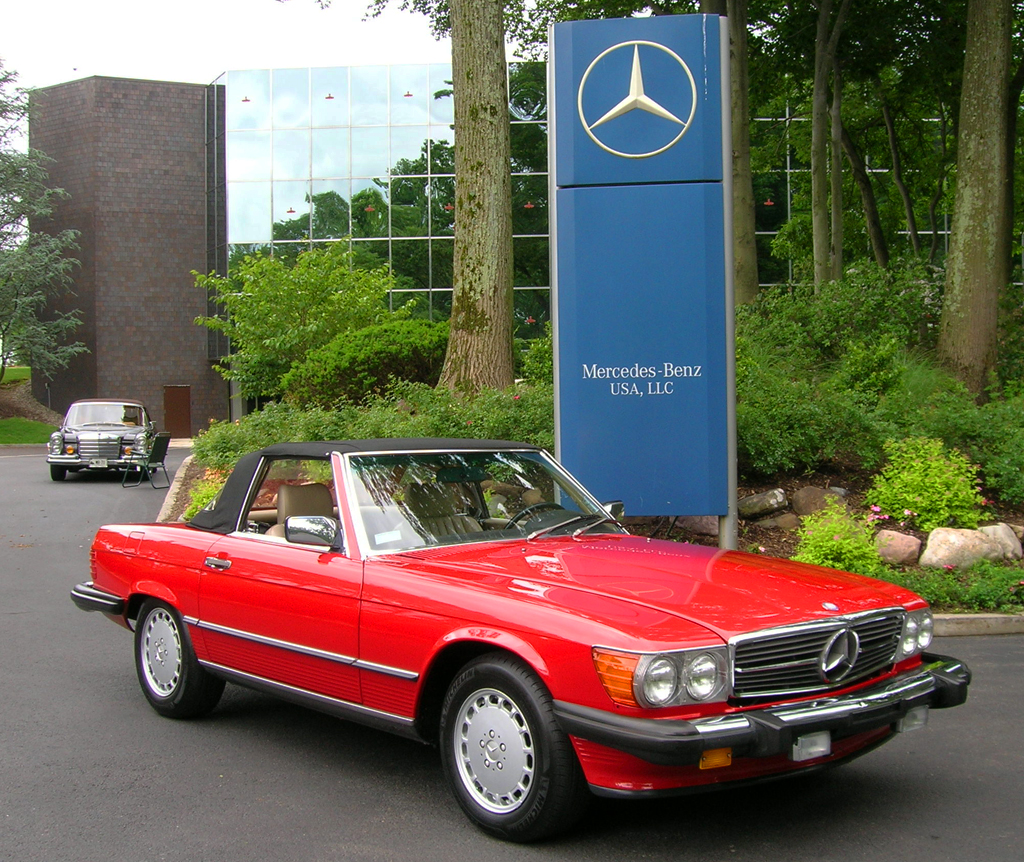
49;465;67;482
134;599;224;719
439;653;590;842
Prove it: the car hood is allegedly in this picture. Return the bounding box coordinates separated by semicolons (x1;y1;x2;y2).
63;423;143;434
394;535;918;643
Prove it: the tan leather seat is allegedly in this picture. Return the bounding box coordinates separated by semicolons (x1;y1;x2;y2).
265;483;334;538
404;483;483;540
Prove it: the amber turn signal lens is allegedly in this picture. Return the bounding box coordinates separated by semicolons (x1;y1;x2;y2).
699;748;733;770
592;648;640;707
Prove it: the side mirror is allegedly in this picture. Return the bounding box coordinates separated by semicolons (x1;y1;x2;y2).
602;501;625;521
285;516;343;550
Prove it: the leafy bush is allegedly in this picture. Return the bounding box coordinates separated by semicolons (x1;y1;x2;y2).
867;437;983;531
192;382;554;472
519;322;553;384
792;497;886;576
880;560;1024;613
183;472;227;521
283;320;449;407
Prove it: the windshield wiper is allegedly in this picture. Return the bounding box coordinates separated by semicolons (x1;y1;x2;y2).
527;513;610;542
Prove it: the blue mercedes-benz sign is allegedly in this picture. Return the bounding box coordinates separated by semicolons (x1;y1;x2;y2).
551;14;733;518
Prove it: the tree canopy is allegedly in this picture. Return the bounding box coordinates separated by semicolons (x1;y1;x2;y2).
0;60;84;384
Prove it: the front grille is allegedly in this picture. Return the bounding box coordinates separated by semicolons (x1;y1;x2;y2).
78;435;121;459
732;610;904;702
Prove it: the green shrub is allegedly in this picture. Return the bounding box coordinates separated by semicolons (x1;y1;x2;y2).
183;473;227;521
880;560;1024;613
520;322;553;384
193;382;555;472
283;320;449;407
793;497;886;576
867;437;983;531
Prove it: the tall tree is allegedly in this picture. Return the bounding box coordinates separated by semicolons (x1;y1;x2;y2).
938;0;1013;395
1;61;84;384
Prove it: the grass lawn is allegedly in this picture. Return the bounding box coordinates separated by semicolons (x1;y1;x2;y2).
2;367;31;384
0;418;56;444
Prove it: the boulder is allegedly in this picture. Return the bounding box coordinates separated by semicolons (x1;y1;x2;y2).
792;486;845;516
738;488;788;520
755;513;802;531
979;524;1023;561
919;528;1004;569
874;530;921;566
673;515;719;537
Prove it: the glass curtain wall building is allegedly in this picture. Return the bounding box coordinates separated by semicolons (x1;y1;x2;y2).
207;63;550;340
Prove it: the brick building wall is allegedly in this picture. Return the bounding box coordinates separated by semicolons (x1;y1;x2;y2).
29;76;227;434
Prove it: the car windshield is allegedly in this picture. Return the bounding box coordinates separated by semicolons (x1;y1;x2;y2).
65;402;146;427
348;449;623;553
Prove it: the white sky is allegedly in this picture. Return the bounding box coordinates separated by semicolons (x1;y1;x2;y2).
1;0;453;91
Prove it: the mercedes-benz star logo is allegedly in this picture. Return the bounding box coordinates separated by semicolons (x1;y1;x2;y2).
577;40;698;159
819;627;860;683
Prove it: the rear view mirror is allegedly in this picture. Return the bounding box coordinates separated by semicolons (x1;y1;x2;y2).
602;501;625;520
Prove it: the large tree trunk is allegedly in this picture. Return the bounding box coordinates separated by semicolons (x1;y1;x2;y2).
810;0;851;288
439;0;515;392
727;0;759;305
938;0;1011;396
829;60;843;280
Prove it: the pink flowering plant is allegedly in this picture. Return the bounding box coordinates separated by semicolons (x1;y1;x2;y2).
866;437;983;532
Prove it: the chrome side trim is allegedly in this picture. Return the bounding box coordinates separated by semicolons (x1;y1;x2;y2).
195;619;419;681
195;620;356;666
199;661;418;732
353;659;419;682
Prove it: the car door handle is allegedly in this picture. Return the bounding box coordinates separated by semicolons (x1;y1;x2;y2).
204;556;232;570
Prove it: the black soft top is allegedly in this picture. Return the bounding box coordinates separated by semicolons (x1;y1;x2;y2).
187;438;540;534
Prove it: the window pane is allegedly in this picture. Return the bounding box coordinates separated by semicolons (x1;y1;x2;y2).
430;176;456;237
390;66;429;124
390;239;431;290
431;239;454;290
352;179;389;238
351;127;390;177
273;68;310;128
510;122;547;173
429;126;455;175
227;182;272;243
351;66;388;125
514;288;550;339
273;129;310;180
513;237;549;288
312;67;350;127
391;126;430;175
428;64;454;124
312;127;351;178
273;181;311;241
351;239;389;270
512;175;548;235
391;177;429;237
227;131;271;181
227;70;270;130
509;63;547;121
311;179;351;239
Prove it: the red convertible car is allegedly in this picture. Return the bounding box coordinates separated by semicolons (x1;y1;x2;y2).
72;439;970;841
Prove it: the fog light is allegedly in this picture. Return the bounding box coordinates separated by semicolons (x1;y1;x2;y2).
791;731;831;762
896;705;929;733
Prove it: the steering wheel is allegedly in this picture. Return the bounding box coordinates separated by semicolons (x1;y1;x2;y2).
505;501;564;528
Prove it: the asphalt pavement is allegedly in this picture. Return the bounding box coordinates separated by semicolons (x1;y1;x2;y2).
1;443;1021;861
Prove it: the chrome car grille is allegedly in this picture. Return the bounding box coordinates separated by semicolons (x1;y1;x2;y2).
78;435;121;459
731;610;904;702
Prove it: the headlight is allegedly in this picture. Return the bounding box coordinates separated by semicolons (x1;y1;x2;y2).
593;645;731;709
898;609;934;659
49;433;63;455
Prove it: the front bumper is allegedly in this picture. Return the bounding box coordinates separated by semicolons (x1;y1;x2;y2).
47;454;134;470
554;653;970;767
70;581;126;615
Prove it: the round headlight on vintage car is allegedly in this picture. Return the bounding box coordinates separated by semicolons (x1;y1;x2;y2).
684;652;726;701
49;433;63;455
640;656;679;706
899;609;934;658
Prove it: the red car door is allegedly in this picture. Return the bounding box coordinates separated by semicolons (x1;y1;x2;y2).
197;533;363;705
